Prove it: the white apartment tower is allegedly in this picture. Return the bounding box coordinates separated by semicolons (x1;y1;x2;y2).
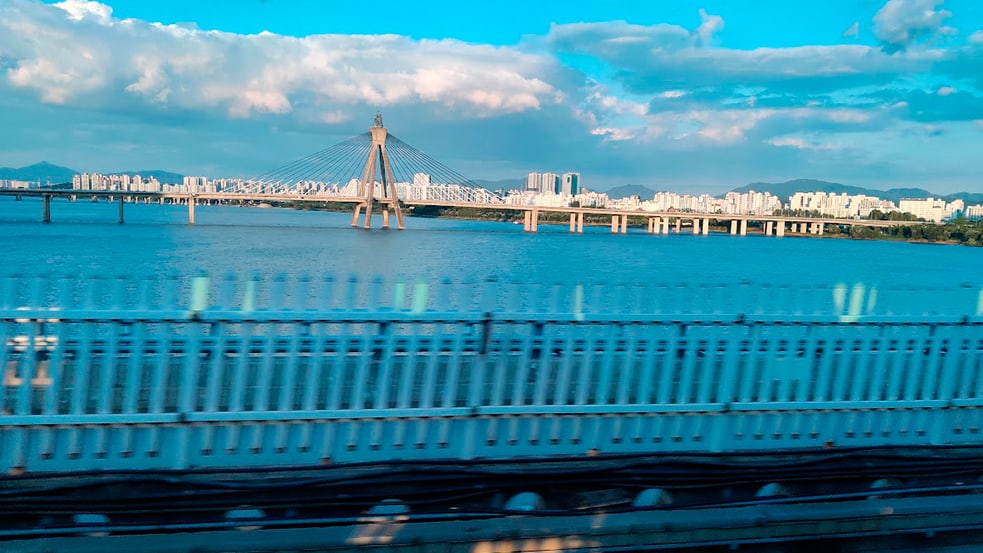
561;173;580;196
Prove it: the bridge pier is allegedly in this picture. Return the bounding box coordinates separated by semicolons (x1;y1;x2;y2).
531;209;539;232
675;219;681;234
730;220;738;235
620;214;628;233
765;221;773;236
188;195;196;225
382;208;390;229
118;196;124;224
42;194;51;223
577;212;584;233
776;221;785;237
569;213;576;233
692;218;700;235
702;218;709;235
610;215;618;233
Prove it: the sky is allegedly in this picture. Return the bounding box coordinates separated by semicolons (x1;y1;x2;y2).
2;0;983;193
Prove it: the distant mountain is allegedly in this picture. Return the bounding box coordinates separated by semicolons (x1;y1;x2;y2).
733;178;873;198
118;170;184;184
606;184;657;200
0;162;77;185
941;192;983;205
0;163;186;185
732;179;970;204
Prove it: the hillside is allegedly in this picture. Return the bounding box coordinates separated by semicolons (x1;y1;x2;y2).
0;163;186;185
606;184;657;199
0;161;77;184
731;179;965;204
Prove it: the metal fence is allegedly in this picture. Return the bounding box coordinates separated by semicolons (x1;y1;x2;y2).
2;274;982;474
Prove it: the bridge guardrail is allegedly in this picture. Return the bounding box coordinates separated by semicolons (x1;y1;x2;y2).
1;273;982;474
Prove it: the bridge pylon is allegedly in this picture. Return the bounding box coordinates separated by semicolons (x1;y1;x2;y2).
351;112;405;230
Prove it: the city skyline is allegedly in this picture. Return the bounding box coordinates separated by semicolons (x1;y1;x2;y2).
2;1;983;193
56;169;980;222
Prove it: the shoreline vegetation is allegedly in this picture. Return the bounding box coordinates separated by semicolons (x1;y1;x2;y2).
279;201;983;247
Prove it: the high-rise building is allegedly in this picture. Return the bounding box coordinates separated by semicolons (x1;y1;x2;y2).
561;173;580;196
541;172;560;195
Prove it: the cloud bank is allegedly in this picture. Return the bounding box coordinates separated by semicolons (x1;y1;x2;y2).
1;0;983;192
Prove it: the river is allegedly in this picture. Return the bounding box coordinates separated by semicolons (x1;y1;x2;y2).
1;196;980;290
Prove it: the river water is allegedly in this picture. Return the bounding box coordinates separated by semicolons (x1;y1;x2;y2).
2;196;981;291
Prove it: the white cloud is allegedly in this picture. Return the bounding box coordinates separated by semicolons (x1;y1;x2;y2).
873;0;955;51
320;110;352;124
769;136;835;150
937;85;956;96
0;0;564;119
591;127;637;141
695;9;724;45
970;30;983;44
843;22;860;38
53;0;112;24
549;20;937;95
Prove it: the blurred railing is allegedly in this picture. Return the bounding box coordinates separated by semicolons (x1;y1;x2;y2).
1;273;982;474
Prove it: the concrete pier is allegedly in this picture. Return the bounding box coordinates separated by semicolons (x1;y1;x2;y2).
530;209;539;232
570;213;577;233
577;212;584;233
42;194;51;223
740;219;748;236
118;196;124;224
776;221;785;237
382;209;390;229
702;218;709;235
188;195;196;225
765;221;773;236
620;214;628;234
610;215;618;233
730;220;738;235
522;210;532;232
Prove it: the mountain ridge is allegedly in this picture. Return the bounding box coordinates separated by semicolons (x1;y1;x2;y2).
0;163;185;185
732;178;982;205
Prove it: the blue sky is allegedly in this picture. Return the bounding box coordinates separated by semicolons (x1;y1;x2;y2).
2;0;983;193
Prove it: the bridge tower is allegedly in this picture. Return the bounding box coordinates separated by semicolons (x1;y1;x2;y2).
351;112;405;230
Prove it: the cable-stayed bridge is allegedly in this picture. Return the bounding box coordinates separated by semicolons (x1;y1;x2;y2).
230;112;503;229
